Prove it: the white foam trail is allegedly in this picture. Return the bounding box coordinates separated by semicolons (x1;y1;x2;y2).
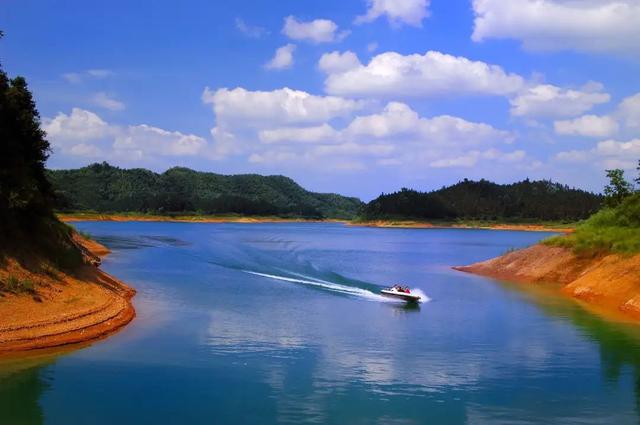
243;270;429;304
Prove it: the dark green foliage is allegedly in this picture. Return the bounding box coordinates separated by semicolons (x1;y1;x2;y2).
636;160;640;187
360;179;602;222
604;169;633;207
545;193;640;254
48;163;364;219
0;51;83;268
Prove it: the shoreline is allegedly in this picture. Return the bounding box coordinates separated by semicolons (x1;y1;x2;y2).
59;213;345;225
59;213;573;233
350;220;574;233
0;234;136;353
454;244;640;324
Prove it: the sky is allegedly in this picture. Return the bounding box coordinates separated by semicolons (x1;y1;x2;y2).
1;0;640;200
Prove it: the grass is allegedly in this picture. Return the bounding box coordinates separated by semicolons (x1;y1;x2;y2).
544;193;640;255
77;230;93;240
2;275;36;294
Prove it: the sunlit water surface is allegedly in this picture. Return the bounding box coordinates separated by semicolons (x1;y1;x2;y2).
3;222;640;424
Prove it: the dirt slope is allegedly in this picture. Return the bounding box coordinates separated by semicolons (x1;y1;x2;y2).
0;235;135;353
454;244;640;321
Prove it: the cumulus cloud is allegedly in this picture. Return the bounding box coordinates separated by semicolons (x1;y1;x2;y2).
43;108;207;163
264;44;296;70
282;16;348;43
92;92;125;111
472;0;640;55
510;83;610;118
200;89;522;173
321;50;525;98
617;93;640;130
344;102;513;145
114;124;207;157
555;138;640;170
44;108;112;143
259;124;340;144
235;18;269;38
318;51;362;74
355;0;430;27
554;115;618;138
201;87;364;126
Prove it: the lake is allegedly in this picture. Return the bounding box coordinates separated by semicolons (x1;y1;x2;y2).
2;222;640;424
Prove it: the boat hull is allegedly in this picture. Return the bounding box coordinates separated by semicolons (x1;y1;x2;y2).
380;289;421;302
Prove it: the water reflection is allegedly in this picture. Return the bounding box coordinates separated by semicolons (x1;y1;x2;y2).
0;353;58;425
493;280;640;421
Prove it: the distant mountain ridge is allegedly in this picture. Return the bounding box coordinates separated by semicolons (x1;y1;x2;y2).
359;179;603;222
48;162;364;219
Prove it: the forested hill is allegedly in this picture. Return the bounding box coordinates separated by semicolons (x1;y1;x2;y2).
360;179;602;222
47;163;364;219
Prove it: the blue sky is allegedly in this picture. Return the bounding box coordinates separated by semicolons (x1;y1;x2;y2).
2;0;640;200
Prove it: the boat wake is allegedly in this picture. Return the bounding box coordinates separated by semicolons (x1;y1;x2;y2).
243;270;430;304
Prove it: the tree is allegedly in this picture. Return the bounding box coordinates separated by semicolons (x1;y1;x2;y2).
636;159;640;188
604;169;633;207
0;33;57;239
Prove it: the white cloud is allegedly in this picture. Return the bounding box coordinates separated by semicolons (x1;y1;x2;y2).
264;44;296;70
596;138;640;158
318;51;362;74
43;108;111;143
617;93;640;130
62;69;114;83
554;150;591;163
92;92;125;111
235;18;269;38
114;124;207;157
510;83;610;118
44;108;207;164
367;42;379;53
554;115;618;137
322;50;525;98
201;87;364;126
344;102;513;144
86;69;114;78
472;0;640;55
201;90;521;173
430;149;526;168
69;143;104;158
555;138;640;170
259;124;339;144
355;0;430;27
282;16;348;43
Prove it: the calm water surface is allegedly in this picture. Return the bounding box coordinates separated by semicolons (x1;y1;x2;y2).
2;222;640;424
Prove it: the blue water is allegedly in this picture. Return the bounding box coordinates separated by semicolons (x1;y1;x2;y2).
2;222;640;424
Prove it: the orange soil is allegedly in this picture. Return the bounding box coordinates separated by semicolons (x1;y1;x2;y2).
454;244;640;322
0;235;135;353
59;213;343;224
353;220;573;233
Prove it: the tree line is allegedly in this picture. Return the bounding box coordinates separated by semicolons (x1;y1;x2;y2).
359;179;604;222
48;163;364;219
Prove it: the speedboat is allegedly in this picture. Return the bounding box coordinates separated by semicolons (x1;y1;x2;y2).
380;285;421;302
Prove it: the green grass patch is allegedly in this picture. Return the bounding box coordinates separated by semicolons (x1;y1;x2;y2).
543;193;640;255
2;275;36;294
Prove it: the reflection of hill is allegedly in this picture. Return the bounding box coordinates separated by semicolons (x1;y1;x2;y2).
0;358;54;425
499;280;640;416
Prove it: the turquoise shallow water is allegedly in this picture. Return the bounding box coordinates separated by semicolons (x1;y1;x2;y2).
2;222;640;424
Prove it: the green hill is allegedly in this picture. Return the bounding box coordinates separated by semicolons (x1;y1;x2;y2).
48;163;364;219
359;179;602;222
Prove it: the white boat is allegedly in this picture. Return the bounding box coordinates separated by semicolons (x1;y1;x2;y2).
380;285;421;302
